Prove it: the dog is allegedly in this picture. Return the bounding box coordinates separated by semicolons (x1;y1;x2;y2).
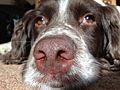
1;0;120;90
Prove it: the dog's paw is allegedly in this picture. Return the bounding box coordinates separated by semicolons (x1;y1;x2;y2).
99;58;112;70
114;59;120;66
2;59;23;64
99;58;120;71
110;59;120;71
0;42;11;55
0;53;25;65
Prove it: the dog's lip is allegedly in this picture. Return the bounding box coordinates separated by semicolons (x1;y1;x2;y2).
35;74;64;88
48;80;64;88
35;74;79;88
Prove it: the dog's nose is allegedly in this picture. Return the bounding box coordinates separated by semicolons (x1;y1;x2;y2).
34;36;75;74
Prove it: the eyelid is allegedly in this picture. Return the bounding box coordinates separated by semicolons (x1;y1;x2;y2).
79;13;96;25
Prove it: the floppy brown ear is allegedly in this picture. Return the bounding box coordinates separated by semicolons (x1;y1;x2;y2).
1;10;35;64
101;5;120;69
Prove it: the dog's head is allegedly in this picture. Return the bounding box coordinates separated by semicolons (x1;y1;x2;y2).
5;0;120;90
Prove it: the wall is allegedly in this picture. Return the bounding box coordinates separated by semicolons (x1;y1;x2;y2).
0;0;14;5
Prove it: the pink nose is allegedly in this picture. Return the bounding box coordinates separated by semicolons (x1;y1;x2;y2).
33;36;75;74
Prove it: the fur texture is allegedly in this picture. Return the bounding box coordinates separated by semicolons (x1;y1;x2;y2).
1;0;120;90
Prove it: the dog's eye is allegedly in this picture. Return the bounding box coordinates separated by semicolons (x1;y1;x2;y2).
34;15;48;30
85;15;95;22
80;14;96;25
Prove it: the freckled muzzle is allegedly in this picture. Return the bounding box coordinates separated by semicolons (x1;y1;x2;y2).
33;35;76;75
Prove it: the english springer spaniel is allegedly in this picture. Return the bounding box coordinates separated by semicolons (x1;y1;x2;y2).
1;0;120;90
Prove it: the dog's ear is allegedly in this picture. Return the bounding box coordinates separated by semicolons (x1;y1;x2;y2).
101;5;120;67
2;10;36;64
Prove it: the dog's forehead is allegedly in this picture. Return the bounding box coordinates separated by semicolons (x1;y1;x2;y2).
41;0;101;9
40;0;101;16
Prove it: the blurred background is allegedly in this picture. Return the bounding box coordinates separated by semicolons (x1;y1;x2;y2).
0;0;35;44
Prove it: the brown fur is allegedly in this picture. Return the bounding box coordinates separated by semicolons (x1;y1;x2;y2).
0;0;120;89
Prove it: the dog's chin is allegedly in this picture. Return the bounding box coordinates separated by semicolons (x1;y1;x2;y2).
44;80;64;88
35;73;81;88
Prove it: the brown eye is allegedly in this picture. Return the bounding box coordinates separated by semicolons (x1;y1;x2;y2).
80;13;96;25
84;14;95;22
34;15;48;30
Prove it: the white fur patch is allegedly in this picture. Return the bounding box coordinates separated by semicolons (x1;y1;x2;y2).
58;0;69;22
59;0;69;15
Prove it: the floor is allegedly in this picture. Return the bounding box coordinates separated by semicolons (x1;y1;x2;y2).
0;61;120;90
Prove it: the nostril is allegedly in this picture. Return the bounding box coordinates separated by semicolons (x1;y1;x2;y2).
34;50;46;61
57;50;73;61
57;50;65;59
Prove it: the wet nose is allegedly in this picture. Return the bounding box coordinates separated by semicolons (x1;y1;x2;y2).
34;36;75;74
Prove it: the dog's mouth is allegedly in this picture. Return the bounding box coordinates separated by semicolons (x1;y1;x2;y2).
35;73;79;88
